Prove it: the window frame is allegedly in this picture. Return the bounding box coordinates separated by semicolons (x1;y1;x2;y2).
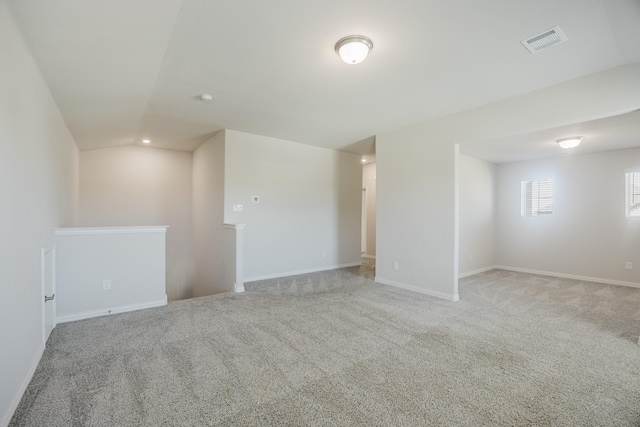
626;170;640;218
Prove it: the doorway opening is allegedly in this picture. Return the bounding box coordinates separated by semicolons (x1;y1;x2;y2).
361;159;376;260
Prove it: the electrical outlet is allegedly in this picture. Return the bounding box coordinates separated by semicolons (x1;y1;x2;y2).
102;280;111;291
232;204;243;212
393;261;399;270
626;262;633;270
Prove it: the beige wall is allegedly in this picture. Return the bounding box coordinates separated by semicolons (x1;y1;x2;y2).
224;130;362;280
79;146;193;301
496;148;640;284
78;128;363;298
375;64;640;301
0;3;79;423
376;133;459;300
192;131;227;296
459;155;496;275
362;163;377;257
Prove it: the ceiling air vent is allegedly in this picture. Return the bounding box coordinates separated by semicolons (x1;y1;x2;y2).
521;26;567;54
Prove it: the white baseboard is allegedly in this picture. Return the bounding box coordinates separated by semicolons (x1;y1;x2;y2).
244;262;362;283
362;255;376;260
56;297;168;323
494;265;640;289
458;265;498;279
375;277;459;302
2;341;45;427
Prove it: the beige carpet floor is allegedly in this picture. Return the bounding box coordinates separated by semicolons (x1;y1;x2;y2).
10;263;640;426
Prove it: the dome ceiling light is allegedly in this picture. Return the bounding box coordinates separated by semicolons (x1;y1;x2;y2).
556;136;583;149
335;35;373;65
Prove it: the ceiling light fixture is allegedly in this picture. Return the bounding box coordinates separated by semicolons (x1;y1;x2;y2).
142;139;151;144
556;136;583;149
335;35;373;65
199;94;213;102
361;158;367;163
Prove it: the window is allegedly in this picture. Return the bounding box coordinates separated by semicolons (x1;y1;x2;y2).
626;172;640;218
521;179;553;217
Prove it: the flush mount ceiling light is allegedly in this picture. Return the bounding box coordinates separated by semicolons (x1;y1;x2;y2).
335;35;373;65
556;136;583;149
141;139;151;144
199;94;213;102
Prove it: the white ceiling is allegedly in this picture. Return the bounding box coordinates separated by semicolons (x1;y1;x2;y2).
459;109;640;163
7;0;640;156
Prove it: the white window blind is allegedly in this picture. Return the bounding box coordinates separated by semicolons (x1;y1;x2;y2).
521;179;553;217
626;172;640;218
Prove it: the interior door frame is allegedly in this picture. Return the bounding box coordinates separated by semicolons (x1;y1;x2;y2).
41;244;56;345
361;188;367;253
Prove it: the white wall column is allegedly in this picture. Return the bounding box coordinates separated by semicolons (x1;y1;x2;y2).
223;223;246;293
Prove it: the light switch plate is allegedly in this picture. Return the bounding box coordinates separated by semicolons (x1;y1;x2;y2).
233;204;243;212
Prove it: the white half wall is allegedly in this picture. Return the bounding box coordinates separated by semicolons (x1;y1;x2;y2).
55;227;168;322
79;146;193;301
192;131;227;296
222;223;245;292
496;147;640;285
223;130;362;280
459;155;496;276
0;3;79;424
362;162;377;257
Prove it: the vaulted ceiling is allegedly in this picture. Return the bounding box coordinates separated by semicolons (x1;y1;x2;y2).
8;0;640;157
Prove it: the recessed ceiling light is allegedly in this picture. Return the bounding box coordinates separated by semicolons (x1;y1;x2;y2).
556;136;583;149
142;139;151;144
361;158;367;163
335;35;373;65
199;94;213;102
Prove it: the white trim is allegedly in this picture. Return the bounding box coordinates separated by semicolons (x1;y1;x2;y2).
375;277;460;301
223;223;246;230
2;342;45;427
361;188;367;253
362;255;376;260
55;226;168;236
494;265;640;289
244;262;362;282
625;171;640;218
41;244;56;346
56;297;167;323
458;265;498;279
